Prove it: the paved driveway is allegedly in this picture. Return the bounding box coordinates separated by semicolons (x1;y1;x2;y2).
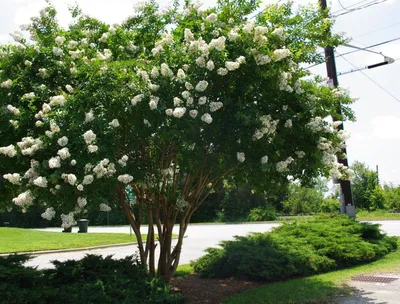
27;221;399;269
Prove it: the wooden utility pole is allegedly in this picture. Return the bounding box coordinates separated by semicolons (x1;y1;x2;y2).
319;0;354;214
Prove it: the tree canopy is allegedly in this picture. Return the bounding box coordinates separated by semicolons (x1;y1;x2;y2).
0;0;354;280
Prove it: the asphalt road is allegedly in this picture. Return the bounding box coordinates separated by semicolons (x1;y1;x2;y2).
27;221;399;269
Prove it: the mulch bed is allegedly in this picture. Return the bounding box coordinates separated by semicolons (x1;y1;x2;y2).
172;274;264;304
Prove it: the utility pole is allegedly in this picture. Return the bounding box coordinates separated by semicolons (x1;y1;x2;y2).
319;0;355;215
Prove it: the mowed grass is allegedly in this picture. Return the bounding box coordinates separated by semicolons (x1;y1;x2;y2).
222;239;400;304
356;210;400;220
0;228;143;253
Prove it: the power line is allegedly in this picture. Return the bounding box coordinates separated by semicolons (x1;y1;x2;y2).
336;51;400;104
332;0;388;17
337;0;350;11
305;37;400;70
355;21;400;38
336;37;400;58
332;0;373;14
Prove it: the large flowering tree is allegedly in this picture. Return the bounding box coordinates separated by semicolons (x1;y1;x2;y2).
0;0;354;280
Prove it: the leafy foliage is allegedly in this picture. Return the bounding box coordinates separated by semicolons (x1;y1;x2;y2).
192;216;397;281
247;204;277;221
0;254;184;304
0;0;354;279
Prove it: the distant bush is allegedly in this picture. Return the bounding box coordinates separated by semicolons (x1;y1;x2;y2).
192;216;397;281
0;254;184;304
247;204;277;221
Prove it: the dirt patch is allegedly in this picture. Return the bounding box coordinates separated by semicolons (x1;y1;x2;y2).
172;274;264;304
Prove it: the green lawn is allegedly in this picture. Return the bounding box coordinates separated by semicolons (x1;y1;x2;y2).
356;210;400;220
0;228;143;253
222;239;400;304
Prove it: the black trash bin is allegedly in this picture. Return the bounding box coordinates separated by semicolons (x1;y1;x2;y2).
78;219;89;233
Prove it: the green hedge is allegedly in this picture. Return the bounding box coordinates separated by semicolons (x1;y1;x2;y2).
0;254;184;304
192;216;398;281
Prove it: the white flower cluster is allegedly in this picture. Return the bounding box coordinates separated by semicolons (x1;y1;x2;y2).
41;207;56;221
273;49;291;61
92;159;116;178
189;109;198;118
209;36;226;51
61;173;77;185
0;145;17;157
83;130;96;144
131;94;144;106
33;176;48;188
149;96;159;110
161;63;174;77
61;212;76;229
1;79;13;88
100;203;112;212
77;197;87;208
173;107;187;118
57;136;68;147
23;160;39;183
52;47;64;57
205;13;218;23
217;67;228;76
84;109;95;123
253;115;279;140
272;27;286;40
237;152;245;162
295;151;306;158
49;95;66;106
118;174;133;184
97;49;113;60
261;155;268;164
109;119;120;127
201;113;213;124
22;92;35;100
83;175;94;185
55;36;66;46
209;102;223;112
12;190;33;207
278;71;293;92
253;26;269;44
118;155;129;167
17;137;43;156
7;105;20;116
284;119;292;128
57;147;71;160
307;117;327;132
276;157;294;172
252;50;271;66
3;173;21;185
48;156;61;168
195;80;208;92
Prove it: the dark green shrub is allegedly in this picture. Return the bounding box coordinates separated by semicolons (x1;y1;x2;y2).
0;254;184;304
247;204;277;221
193;216;397;281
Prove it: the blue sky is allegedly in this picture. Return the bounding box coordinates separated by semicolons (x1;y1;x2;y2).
1;0;399;184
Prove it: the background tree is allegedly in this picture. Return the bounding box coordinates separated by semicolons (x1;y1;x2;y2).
0;0;354;281
350;161;381;210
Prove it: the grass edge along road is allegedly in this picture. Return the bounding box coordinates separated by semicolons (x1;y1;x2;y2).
0;228;143;253
221;239;400;304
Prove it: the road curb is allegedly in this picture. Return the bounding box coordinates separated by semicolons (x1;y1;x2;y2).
0;236;185;257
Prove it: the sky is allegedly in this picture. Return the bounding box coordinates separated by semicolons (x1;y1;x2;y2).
1;0;399;185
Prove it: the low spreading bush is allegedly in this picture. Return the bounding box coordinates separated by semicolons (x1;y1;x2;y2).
247;204;277;222
0;254;184;304
192;216;397;281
